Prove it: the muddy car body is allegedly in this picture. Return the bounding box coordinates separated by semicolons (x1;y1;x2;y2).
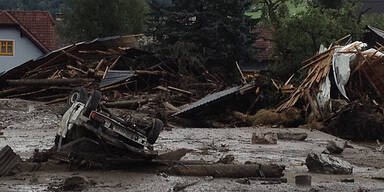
57;89;163;159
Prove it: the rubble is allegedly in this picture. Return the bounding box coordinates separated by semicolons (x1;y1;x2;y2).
306;152;353;175
251;131;278;144
324;102;384;141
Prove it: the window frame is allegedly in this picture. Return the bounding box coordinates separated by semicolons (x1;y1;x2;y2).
0;40;14;56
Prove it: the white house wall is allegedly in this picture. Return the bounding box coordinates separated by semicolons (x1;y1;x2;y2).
0;26;44;73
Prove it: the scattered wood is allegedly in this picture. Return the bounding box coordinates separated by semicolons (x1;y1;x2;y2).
103;99;148;109
167;86;192;95
163;102;180;112
7;79;93;86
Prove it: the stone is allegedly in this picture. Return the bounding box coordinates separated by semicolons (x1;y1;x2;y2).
326;140;346;155
251;131;277;144
217;155;235;164
306;152;353;174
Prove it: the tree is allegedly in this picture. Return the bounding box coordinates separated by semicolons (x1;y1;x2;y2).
0;0;65;16
253;0;368;79
57;0;148;42
147;0;258;83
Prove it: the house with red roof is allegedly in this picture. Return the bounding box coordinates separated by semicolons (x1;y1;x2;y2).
0;10;55;73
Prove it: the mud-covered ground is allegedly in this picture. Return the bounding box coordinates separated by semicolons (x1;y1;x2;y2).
1;99;384;192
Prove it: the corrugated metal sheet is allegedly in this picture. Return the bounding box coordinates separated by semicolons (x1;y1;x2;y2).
368;26;384;39
99;70;135;88
0;145;21;177
173;83;255;117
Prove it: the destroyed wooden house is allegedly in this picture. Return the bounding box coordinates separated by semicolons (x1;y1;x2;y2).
278;40;383;115
0;35;171;103
276;36;384;140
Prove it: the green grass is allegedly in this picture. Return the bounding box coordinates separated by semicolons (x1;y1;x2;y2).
246;2;308;19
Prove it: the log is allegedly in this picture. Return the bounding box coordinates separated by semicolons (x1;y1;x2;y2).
164;102;180;112
95;59;105;71
109;56;121;70
103;99;148;109
277;132;308;141
135;70;168;76
62;50;85;63
7;79;93;86
167;86;192;95
169;164;285;178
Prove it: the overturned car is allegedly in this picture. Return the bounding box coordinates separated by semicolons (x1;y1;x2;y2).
56;88;163;159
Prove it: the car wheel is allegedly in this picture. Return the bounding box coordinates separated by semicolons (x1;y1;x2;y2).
147;119;163;144
83;90;102;117
67;88;88;107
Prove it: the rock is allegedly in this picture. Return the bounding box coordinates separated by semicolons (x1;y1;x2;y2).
277;132;308;141
217;155;235;164
235;178;251;185
63;176;90;191
326;140;346;155
305;152;353;174
251;131;277;144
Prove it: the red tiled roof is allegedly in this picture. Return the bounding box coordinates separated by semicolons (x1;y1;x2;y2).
0;10;55;53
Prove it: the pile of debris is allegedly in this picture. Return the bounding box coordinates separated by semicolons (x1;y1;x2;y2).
277;37;384;140
0;35;282;127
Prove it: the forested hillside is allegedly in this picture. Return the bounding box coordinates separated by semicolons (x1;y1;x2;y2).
0;0;64;15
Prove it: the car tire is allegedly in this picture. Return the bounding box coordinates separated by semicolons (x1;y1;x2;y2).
67;88;88;107
83;90;102;117
147;118;163;144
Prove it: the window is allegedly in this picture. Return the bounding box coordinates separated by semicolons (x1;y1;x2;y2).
0;40;14;56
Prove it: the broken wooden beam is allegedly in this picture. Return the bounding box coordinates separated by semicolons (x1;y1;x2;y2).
167;86;192;95
103;99;148;109
135;70;168;76
7;79;93;86
168;164;285;178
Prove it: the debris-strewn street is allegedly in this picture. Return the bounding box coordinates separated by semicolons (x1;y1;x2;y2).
1;99;384;192
1;4;384;191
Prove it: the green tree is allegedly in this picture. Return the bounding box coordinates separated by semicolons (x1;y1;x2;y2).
253;0;367;79
57;0;148;42
147;0;258;83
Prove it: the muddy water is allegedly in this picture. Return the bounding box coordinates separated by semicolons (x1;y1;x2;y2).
1;99;384;191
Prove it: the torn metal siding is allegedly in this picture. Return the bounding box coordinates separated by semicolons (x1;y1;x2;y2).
99;70;135;88
173;83;255;117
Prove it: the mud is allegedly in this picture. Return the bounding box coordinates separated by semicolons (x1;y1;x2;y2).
1;99;384;191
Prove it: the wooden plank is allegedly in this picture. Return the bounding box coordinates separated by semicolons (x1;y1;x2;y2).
168;86;193;95
7;78;93;86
